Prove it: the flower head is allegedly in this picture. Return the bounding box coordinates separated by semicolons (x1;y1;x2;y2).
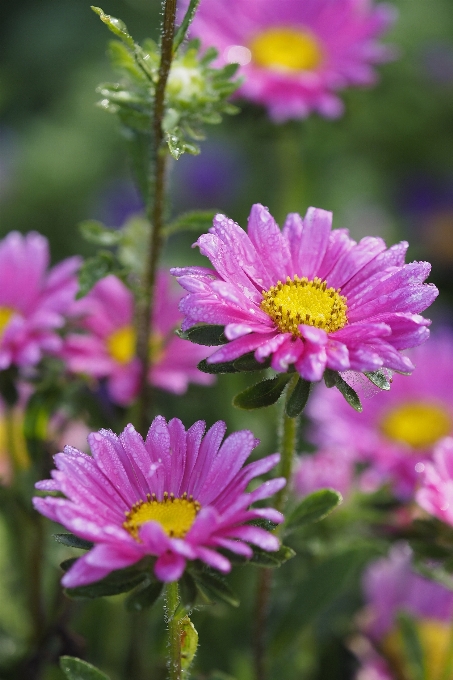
182;0;396;121
0;232;80;369
33;417;284;584
62;271;214;406
172;205;437;384
416;437;453;525
308;333;453;498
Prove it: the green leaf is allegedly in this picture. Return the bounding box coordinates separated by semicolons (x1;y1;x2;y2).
233;375;291;410
125;580;163;612
91;7;134;48
197;359;239;374
0;366;19;407
285;377;311;418
323;369;337;388
173;0;202;53
249;545;296;568
178;325;227;346
180;615;198;672
166;131;200;159
285;489;342;533
324;370;362;412
179;572;198;610
64;563;149;599
60;656;110;680
77;252;123;299
233;353;271;372
191;569;240;607
397;613;425;680
364;369;391;391
163;210;218;238
53;534;93;551
79;220;122;247
24;387;60;460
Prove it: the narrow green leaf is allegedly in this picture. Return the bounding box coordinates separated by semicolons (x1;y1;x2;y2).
64;563;149;599
178;325;227;346
323;369;337;388
285;377;311;418
364;369;391;391
180;615;198;672
163;210;218;238
125;580;163;612
192;569;240;607
79;220;122;247
285;489;342;533
77;252;123;299
233;375;291;410
179;572;198;610
53;534;93;551
91;7;135;48
397;613;425;680
233;353;271;372
197;359;239;374
335;374;363;412
173;0;201;53
249;545;296;568
60;656;110;680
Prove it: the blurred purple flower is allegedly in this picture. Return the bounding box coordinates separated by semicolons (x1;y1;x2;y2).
294;448;353;499
416;436;453;526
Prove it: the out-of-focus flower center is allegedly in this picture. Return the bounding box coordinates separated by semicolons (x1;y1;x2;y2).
0;409;29;483
0;307;14;338
261;276;348;335
380;401;452;449
250;27;323;72
107;326;165;365
382;619;452;680
124;492;201;540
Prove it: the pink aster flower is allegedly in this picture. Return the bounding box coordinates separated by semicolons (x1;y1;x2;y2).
0;231;80;369
416;437;453;526
62;271;214;406
33;417;285;584
183;0;396;121
172;205;437;384
308;333;453;498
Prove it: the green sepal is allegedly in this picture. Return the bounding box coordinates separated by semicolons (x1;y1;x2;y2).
364;369;391;391
125;579;163;612
53;534;94;551
163;210;219;238
285;377;311;418
63;561;151;599
285;489;342;534
91;7;134;48
77;252;126;299
79;220;122;247
324;370;363;412
397;613;425;680
60;656;111;680
178;325;227;346
190;567;240;607
233;353;271;372
233;375;291;410
197;359;239;374
180;615;198;673
248;545;296;568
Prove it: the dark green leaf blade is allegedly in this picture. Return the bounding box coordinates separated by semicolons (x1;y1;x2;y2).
249;545;296;568
335;374;363;412
364;369;391;391
285;489;342;533
125;580;163;612
178;325;226;346
233;353;270;372
233;375;291;410
197;359;239;374
60;656;111;680
64;563;149;599
77;252;123;299
173;0;201;52
285;377;311;418
53;534;93;551
191;569;240;607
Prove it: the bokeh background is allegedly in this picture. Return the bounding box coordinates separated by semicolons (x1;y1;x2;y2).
1;0;453;678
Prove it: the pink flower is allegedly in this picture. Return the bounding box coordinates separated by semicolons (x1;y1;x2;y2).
416;437;453;525
182;0;396;122
0;231;80;369
308;333;453;498
172;205;437;384
33;417;285;584
294;448;353;499
62;271;214;406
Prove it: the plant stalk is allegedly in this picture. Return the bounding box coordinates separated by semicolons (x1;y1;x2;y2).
165;581;182;680
136;0;178;434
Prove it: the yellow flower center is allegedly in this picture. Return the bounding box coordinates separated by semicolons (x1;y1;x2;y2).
107;326;165;365
250;27;323;72
0;307;14;338
124;492;201;540
382;619;453;680
380;401;452;449
261;276;348;336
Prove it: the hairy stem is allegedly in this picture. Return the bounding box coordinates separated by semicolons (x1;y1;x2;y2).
165;581;182;680
136;0;178;434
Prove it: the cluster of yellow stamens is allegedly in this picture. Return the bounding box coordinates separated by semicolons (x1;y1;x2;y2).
380;401;452;449
107;325;165;366
123;491;201;540
260;275;348;336
250;27;324;72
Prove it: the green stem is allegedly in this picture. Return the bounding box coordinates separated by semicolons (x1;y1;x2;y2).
165;581;182;680
275;123;306;223
274;376;299;514
136;0;178;434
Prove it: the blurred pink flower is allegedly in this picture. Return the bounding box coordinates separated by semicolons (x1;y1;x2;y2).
183;0;396;121
0;232;80;369
294;448;353;499
34;417;284;584
172;205;437;383
308;334;453;498
416;437;453;525
62;271;214;406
